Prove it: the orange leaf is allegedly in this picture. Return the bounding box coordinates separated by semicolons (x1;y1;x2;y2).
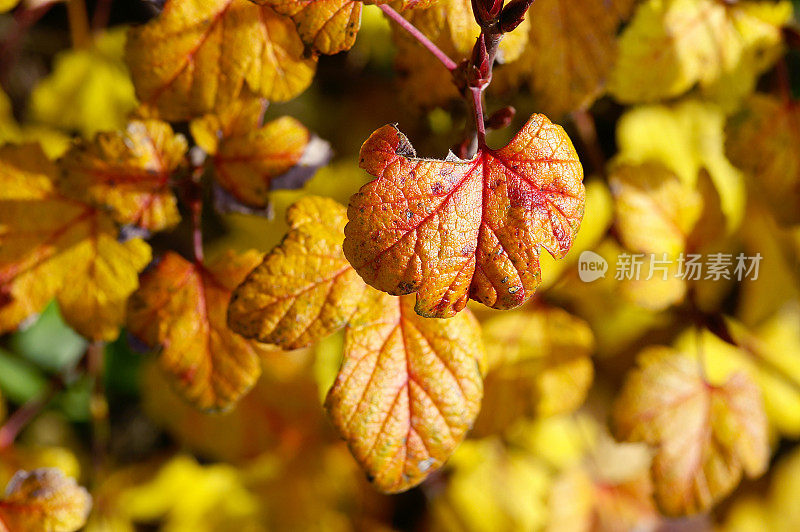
0;144;151;341
126;0;316;121
726;95;800;225
228;196;367;348
0;468;92;532
254;0;437;55
59;120;188;232
325;289;485;493
613;346;769;516
127;250;271;412
191;101;331;209
344;114;585;318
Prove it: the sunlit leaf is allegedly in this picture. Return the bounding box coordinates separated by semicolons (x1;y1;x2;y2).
472;306;594;435
126;0;316;121
0;145;151;341
228;196;367;349
344;114;585;318
609;0;792;108
497;0;634;117
127;250;270;411
30;27;137;138
613;346;769;515
726;94;800;225
191;100;331;209
325;289;485;493
60;120;187;232
0;468;91;532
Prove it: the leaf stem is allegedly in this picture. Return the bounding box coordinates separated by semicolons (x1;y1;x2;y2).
0;390;55;450
471;87;486;148
66;0;92;49
378;4;457;72
571;109;606;175
87;341;109;482
191;197;204;264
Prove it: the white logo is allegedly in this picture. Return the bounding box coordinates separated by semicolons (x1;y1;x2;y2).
578;250;608;282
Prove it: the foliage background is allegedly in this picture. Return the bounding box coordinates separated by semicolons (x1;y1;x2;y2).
1;0;800;530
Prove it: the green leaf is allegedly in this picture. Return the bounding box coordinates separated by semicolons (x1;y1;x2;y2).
9;301;87;373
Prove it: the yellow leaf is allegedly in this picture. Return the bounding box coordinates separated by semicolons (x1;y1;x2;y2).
191;102;329;209
119;456;261;531
0;468;92;532
126;0;316;121
547;438;659;532
0;0;21;13
0;446;81;489
429;438;551;532
30;27;137;138
496;0;634;117
610;162;702;256
726;94;800;226
609;0;791;108
141;357;326;463
615;100;745;231
472;307;594;435
613;346;769;515
0;144;151;340
228;196;368;349
60;120;187;232
127;250;271;412
325;289;485;493
0;90;70;159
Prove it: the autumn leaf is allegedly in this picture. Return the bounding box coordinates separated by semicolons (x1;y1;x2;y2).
228;196;367;349
325;289;485;493
726;95;800;226
0;89;70;159
472;306;594;436
615;100;745;231
30;27;137;139
126;0;316;121
0;144;152;341
0;468;92;532
609;0;791;108
127;250;273;412
429;438;551;531
344;114;585;318
496;0;634;117
191;100;331;209
59;119;188;232
547;438;659;532
613;346;769;516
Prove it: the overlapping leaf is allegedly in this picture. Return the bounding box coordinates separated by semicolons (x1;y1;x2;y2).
497;0;634;117
325;289;484;493
0;144;151;341
613;346;769;515
254;0;439;56
726;95;800;225
610;0;791;108
0;468;92;532
228;196;367;348
191;100;331;209
127;250;272;412
60;119;188;232
344;114;585;318
30;27;137;138
473;307;594;435
126;0;316;121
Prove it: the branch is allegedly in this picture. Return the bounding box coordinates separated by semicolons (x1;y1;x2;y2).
378;4;457;72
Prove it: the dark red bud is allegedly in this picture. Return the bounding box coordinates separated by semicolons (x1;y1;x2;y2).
471;0;504;27
499;0;535;32
469;35;491;87
486;106;516;130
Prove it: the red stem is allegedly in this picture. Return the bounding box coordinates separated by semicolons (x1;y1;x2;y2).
378;4;457;71
191;198;204;264
91;0;114;30
471;87;486;148
0;392;52;450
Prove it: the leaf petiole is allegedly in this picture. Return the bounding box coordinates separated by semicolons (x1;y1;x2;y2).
378;4;457;72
